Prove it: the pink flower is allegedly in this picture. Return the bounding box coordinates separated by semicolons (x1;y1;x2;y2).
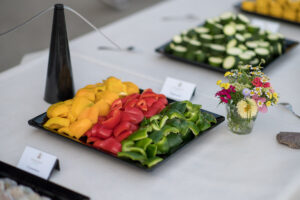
252;77;263;87
215;86;236;104
263;82;271;88
220;96;228;103
253;96;268;113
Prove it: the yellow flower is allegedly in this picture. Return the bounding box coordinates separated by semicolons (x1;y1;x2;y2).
273;92;278;99
224;83;230;89
237;98;258;119
266;101;271;107
217;80;222;85
220;83;226;88
224;72;231;77
265;91;272;99
250;90;256;96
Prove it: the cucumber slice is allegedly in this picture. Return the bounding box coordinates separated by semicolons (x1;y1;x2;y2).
214;34;225;44
194;27;210;35
226;47;242;56
180;30;188;37
200;34;213;43
236;24;246;33
187;29;197;38
237;14;250;24
208;57;223;67
182;35;191;45
210;44;226;56
258;41;270;48
259;30;267;40
172;35;183;45
272;43;283;56
223;24;236;36
247;25;260;34
210;23;223;35
220;12;233;24
239;52;252;64
195;50;206;62
204;18;215;29
223;56;236;69
255;47;270;60
267;34;279;44
173;46;187;57
235;33;245;43
188;39;201;51
243;33;252;41
246;41;258;50
226;39;238;48
238;44;247;51
185;51;196;61
244;50;256;59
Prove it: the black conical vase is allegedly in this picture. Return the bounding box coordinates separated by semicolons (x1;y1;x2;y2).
44;4;74;104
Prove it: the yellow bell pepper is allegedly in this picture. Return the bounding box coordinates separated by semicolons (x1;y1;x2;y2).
104;77;127;95
44;117;70;130
64;99;73;106
70;96;94;119
283;7;296;20
58;127;71;135
47;102;70;118
123;81;139;95
69;118;92;139
242;1;256;12
95;90;119;105
75;88;96;102
94;99;110;116
78;104;100;124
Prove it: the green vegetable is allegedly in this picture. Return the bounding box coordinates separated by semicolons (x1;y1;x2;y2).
144;157;163;168
136;138;153;151
128;128;148;141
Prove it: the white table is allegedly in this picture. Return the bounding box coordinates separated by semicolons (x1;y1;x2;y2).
1;0;300;199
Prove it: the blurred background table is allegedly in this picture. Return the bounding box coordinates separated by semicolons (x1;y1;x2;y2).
1;0;300;200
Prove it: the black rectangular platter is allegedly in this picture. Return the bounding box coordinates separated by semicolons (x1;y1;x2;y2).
235;2;300;26
28;99;225;170
0;161;89;200
155;27;298;74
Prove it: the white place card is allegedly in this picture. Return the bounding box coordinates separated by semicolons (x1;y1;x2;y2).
17;146;60;180
252;19;280;33
160;77;196;101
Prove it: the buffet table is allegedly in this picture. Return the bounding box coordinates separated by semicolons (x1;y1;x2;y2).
1;0;300;199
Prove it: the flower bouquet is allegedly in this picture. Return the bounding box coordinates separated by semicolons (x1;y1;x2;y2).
216;62;278;134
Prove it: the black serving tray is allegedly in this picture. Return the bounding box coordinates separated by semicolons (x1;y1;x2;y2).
28;99;224;170
155;29;298;74
0;161;89;200
235;2;300;26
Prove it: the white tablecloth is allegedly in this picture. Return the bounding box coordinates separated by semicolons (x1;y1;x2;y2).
1;0;300;199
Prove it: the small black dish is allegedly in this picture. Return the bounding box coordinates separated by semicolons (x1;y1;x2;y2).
0;161;89;200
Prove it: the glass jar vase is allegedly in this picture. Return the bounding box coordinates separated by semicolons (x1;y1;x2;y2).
226;104;257;135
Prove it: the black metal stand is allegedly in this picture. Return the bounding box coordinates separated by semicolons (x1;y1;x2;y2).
44;4;74;104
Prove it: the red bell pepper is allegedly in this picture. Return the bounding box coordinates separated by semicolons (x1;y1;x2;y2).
101;109;121;129
93;137;122;155
113;121;132;137
116;130;133;142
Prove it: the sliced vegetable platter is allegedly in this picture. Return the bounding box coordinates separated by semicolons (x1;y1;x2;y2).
156;12;298;73
28;77;224;169
236;2;300;26
28;100;224;169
